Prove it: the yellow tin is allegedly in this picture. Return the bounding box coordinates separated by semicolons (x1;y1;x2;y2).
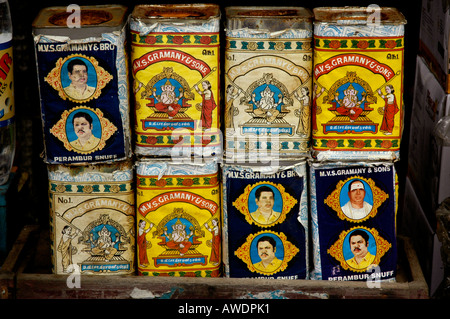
136;159;221;277
312;7;406;161
131;4;221;157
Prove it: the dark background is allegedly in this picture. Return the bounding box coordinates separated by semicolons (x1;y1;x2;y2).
6;0;421;240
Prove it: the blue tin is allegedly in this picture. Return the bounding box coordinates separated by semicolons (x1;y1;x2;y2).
309;160;397;281
32;5;131;164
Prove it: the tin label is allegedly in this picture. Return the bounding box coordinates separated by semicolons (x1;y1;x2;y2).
131;31;220;155
312;36;404;153
0;41;13;128
136;166;221;277
49;179;135;275
225;37;312;158
310;163;397;281
36;40;129;163
223;164;308;279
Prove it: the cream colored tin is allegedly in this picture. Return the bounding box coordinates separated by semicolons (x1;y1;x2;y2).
224;7;313;161
48;161;135;275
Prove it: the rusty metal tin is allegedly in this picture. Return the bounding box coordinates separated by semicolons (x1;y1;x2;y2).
225;7;313;162
48;160;135;275
32;5;128;39
131;4;221;158
33;5;132;165
312;6;406;161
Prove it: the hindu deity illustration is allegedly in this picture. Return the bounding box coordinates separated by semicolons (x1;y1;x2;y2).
138;67;195;130
164;219;195;256
153;79;184;119
239;73;294;134
151;208;208;267
320;71;378;133
79;214;133;269
334;83;366;122
252;85;282;123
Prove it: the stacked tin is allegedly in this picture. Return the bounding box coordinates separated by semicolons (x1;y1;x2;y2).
130;4;222;277
309;7;406;281
222;7;312;279
32;5;135;275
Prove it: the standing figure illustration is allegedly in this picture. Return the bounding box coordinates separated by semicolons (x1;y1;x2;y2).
335;84;365;122
57;225;79;273
194;80;217;130
377;85;399;135
312;83;325;133
252;85;281;124
225;84;242;131
204;218;220;265
164;219;194;256
138;220;152;267
294;86;311;137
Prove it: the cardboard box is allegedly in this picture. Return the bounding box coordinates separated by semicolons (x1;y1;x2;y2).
407;56;450;221
401;177;444;297
419;0;450;92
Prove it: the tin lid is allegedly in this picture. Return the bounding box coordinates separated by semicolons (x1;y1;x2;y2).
313;6;406;25
225;6;312;20
225;6;313;36
32;5;128;39
131;3;220;22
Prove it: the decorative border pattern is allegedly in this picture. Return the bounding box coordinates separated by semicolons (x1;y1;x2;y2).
315;37;404;50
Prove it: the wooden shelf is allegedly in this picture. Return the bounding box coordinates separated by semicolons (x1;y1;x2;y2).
1;224;429;299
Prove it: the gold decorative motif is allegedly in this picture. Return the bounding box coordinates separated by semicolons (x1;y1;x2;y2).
44;54;113;103
235;230;299;276
327;226;392;273
50;105;117;155
232;181;298;228
324;175;389;223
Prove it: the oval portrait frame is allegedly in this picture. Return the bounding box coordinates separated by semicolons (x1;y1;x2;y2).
50;105;118;154
327;226;392;273
235;230;299;276
232;181;298;228
324;175;389;223
45;53;113;103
